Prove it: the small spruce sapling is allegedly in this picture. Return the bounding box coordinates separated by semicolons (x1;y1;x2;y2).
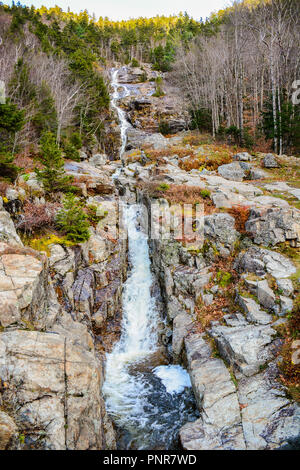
56;193;90;243
35;131;72;193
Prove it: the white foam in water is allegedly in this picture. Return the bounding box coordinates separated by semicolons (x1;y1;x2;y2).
153;365;192;395
103;70;198;449
103;205;160;420
110;68;131;160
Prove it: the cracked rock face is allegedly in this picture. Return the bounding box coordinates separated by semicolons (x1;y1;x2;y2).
0;243;58;329
204;213;239;251
238;365;300;449
217;161;246;181
180;333;300;450
0;411;17;450
0;330;104;450
234;247;296;279
0;200;23;247
180;333;246;450
245;206;300;247
210;323;276;377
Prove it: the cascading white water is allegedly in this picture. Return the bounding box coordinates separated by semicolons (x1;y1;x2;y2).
104;69;198;450
103;206;196;449
103;204;159;416
111;68;132;160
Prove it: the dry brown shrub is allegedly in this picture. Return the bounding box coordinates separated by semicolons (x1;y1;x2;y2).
141;182;215;214
227;205;251;234
143;146;196;162
277;293;300;402
182;132;213;146
14;154;42;172
195;257;239;331
0;180;10;197
17;201;61;233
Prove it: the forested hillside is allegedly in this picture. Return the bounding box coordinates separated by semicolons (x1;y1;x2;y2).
172;0;300;155
0;0;299;188
0;3;215;175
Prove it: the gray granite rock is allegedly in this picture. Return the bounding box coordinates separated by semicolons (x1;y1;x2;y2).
210;323;276;376
263;154;280;168
180;333;246;450
238;295;272;324
218;162;246;181
238;365;300;449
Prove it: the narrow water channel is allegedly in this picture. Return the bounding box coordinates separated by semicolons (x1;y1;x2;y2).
103;69;198;450
111;67;132;160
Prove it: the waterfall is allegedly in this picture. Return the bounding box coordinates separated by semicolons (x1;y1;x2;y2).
111;68;132;160
103;69;198;450
103;206;196;450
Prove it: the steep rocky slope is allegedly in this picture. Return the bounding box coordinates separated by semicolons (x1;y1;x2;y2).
0;65;299;450
0;157;126;449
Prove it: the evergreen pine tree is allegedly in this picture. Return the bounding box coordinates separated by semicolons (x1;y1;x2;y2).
0;100;24;181
56;193;90;243
35;131;72;193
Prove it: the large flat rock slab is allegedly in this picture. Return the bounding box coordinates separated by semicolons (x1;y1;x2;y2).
238;365;300;449
180;333;246;450
210;323;276;376
0;243;54;328
0;330;104;450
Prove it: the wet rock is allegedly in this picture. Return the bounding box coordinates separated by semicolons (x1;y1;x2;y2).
263;154;280;168
180;417;245;450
